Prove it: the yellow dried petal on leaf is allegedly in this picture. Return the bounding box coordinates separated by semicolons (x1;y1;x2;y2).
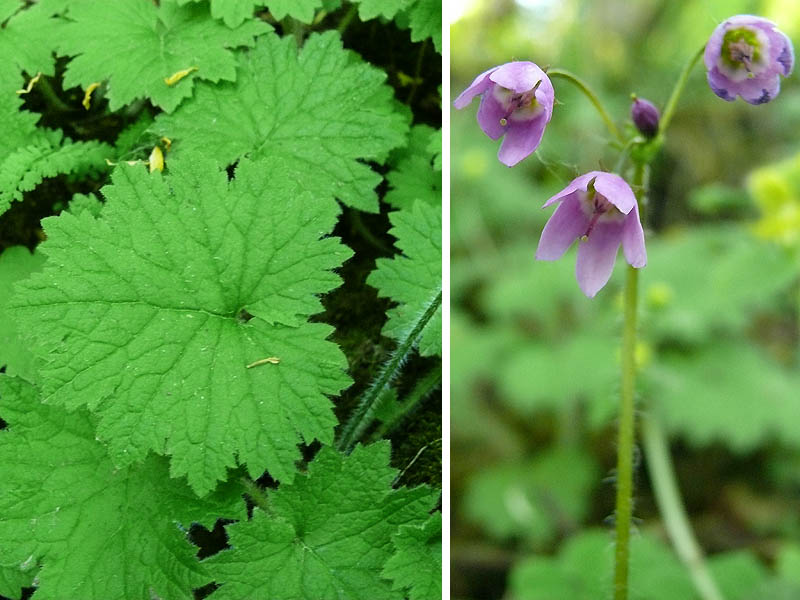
160;137;172;152
164;67;198;86
245;357;280;368
82;82;101;110
148;146;164;173
16;72;42;95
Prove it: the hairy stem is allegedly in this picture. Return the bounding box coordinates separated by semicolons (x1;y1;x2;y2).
337;289;442;451
369;364;442;441
613;161;645;600
547;69;624;145
659;45;705;136
642;414;726;600
337;4;357;34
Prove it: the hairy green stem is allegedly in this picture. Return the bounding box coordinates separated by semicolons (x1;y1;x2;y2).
369;365;441;441
547;69;624;145
658;45;705;136
613;161;645;600
405;39;428;104
337;4;357;34
337;289;442;451
642;414;726;600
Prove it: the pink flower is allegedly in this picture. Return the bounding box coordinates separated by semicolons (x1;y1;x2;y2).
536;171;647;297
704;15;794;104
454;61;554;166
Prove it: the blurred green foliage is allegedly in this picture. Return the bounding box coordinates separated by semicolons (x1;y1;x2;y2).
451;1;800;598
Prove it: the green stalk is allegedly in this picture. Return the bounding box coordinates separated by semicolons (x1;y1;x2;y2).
642;414;725;600
337;4;357;34
658;45;705;136
613;161;645;600
337;289;442;451
369;365;441;441
547;69;624;145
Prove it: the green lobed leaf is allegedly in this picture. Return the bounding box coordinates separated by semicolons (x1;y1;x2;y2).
176;0;259;28
640;227;797;345
404;0;441;53
0;1;63;78
0;563;31;600
11;156;353;495
367;201;442;356
462;448;598;545
384;124;442;210
0;376;246;600
265;0;323;23
351;0;414;20
508;529;695;600
58;0;271;112
382;512;442;600
154;31;408;212
644;341;800;451
206;442;438;600
0;247;46;381
0;129;112;216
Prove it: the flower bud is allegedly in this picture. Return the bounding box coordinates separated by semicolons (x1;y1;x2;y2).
630;96;660;138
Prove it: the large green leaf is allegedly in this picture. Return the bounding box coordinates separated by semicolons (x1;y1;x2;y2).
12;156;352;495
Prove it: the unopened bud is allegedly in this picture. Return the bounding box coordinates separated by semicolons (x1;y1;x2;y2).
630;96;660;138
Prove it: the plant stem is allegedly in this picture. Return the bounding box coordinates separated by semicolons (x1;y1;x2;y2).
658;45;705;136
337;4;357;34
369;364;441;441
641;414;726;600
613;161;645;600
337;289;442;451
614;263;639;600
547;69;624;145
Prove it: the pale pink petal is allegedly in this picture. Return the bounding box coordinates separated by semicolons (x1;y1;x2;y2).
594;172;635;214
476;90;508;140
536;195;591;261
534;72;555;121
622;204;647;268
576;221;623;298
488;62;543;93
497;113;548;166
453;66;497;109
542;171;602;208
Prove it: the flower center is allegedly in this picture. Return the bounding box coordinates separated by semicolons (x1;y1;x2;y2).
494;81;544;127
720;27;766;78
580;188;623;240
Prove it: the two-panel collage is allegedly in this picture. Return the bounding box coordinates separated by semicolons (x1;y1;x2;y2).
0;1;798;599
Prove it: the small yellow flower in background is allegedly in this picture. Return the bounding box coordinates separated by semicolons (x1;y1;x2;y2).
748;151;800;248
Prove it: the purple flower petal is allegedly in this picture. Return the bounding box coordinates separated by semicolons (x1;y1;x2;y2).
534;72;556;121
535;195;591;260
488;62;544;93
476;90;509;140
622;204;647;268
453;66;497;109
706;69;736;101
594;172;635;214
497;112;548;166
776;39;794;75
576;220;624;298
542;171;601;208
